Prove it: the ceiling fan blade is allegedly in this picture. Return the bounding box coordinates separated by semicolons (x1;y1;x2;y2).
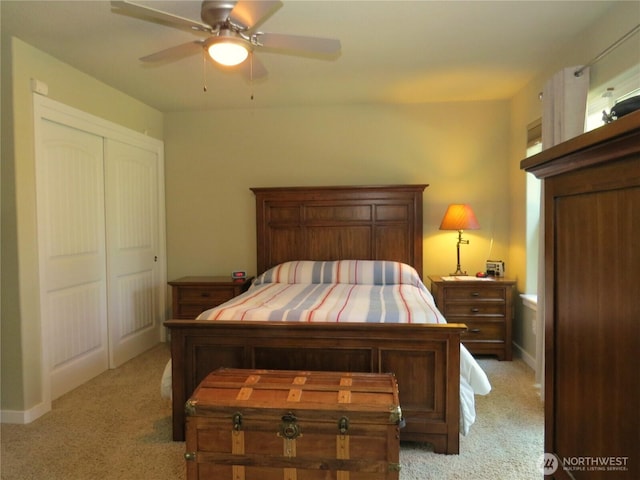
111;1;212;33
255;33;341;55
229;0;282;30
139;41;205;63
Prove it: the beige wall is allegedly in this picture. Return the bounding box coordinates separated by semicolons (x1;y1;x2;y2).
508;1;640;294
164;101;511;281
0;37;163;412
507;1;639;361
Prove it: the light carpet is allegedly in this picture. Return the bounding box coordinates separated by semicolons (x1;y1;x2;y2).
1;343;543;479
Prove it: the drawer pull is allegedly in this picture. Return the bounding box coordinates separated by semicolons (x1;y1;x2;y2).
470;308;480;313
470;292;480;297
469;328;481;333
200;292;210;297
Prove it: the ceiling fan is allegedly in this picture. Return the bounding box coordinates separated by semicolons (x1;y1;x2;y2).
110;1;341;80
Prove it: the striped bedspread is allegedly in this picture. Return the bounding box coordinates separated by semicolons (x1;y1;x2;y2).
177;261;491;434
197;260;447;324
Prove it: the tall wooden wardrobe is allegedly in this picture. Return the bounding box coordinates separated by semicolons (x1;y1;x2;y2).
522;110;639;479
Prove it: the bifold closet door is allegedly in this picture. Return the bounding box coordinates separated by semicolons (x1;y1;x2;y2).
105;139;162;368
38;119;109;400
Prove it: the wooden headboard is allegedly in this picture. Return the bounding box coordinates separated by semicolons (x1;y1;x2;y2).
250;185;428;277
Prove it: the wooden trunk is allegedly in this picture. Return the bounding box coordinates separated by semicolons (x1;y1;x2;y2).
185;368;403;480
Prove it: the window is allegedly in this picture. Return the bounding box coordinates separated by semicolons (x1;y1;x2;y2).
586;65;640;131
525;119;542;295
525;65;638;295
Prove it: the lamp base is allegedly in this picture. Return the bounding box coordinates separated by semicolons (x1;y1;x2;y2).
450;232;468;276
450;269;467;276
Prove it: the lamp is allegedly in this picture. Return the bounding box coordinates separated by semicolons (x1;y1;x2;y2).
439;204;480;275
207;30;250;66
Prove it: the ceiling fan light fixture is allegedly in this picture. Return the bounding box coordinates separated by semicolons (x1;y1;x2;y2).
207;37;249;66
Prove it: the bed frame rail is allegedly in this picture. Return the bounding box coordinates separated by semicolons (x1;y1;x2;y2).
166;320;464;454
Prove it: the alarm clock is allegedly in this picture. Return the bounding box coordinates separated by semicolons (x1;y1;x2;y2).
231;270;247;280
485;260;504;277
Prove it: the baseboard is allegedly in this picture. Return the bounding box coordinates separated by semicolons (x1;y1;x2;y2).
512;341;536;371
1;400;50;425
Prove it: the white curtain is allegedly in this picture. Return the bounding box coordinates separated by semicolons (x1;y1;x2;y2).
536;66;590;398
542;66;590;147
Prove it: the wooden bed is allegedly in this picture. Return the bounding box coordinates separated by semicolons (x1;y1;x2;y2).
165;184;467;454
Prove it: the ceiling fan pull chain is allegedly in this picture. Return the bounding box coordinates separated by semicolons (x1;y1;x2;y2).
250;52;254;101
203;50;208;93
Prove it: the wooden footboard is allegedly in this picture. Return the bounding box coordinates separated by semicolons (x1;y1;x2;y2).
165;320;465;454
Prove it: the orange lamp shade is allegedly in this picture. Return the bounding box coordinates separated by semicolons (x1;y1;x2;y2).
439;204;480;231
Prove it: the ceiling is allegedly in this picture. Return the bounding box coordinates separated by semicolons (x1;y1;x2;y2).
2;1;618;112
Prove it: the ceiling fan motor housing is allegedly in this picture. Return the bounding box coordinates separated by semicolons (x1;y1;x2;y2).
201;1;236;28
205;28;252;51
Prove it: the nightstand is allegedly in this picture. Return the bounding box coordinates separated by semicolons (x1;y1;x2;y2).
168;276;253;319
429;276;515;360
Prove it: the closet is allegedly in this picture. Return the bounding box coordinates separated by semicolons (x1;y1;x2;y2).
34;95;166;400
522;110;639;479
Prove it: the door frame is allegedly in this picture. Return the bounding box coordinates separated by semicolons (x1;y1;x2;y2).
33;94;166;412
